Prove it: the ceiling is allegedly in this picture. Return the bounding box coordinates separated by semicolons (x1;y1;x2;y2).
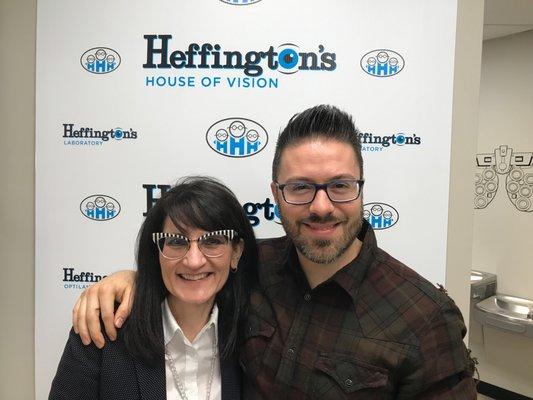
483;0;533;40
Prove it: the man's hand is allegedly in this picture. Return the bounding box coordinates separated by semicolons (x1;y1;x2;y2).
72;270;136;348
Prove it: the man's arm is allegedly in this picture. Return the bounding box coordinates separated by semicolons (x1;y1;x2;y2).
397;301;477;399
72;270;136;348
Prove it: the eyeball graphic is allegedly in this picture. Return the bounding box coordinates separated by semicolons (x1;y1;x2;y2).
377;51;389;63
363;210;370;220
395;134;406;145
95;196;106;208
229;121;246;138
367;57;376;66
371;204;383;216
246;130;259;142
95;49;107;60
215;129;229;142
113;128;124;140
106;54;115;64
106;202;115;211
86;202;95;211
86;55;95;64
383;210;393;220
277;43;300;74
389;57;398;67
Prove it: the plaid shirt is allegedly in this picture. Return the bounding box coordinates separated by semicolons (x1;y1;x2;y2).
241;221;476;399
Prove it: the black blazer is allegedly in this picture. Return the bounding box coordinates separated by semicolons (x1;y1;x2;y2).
49;327;242;400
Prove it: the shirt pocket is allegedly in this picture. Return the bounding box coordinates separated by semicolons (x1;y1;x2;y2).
312;353;390;399
239;313;276;376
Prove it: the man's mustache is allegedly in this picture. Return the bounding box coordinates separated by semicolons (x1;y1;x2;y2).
300;214;345;224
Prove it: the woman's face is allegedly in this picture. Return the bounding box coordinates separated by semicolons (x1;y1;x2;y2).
159;217;243;308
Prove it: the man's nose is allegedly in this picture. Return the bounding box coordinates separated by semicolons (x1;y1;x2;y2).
308;188;335;216
182;241;207;269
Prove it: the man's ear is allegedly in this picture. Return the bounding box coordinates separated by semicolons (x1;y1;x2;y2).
270;181;280;204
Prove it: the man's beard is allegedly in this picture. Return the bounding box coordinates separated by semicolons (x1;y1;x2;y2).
279;209;363;264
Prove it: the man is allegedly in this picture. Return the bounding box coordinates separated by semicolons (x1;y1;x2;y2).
73;105;477;398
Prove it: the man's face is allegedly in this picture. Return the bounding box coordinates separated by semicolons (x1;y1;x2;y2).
271;138;363;265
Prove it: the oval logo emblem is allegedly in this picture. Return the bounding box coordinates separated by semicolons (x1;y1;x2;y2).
219;0;262;5
360;49;404;77
206;118;268;158
80;47;121;74
363;202;399;230
80;195;121;221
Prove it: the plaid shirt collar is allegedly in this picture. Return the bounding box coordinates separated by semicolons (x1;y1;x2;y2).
265;220;376;304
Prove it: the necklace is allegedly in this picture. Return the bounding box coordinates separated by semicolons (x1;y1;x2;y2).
165;333;218;400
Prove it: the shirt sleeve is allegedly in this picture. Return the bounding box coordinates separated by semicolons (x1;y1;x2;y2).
49;328;101;400
396;301;477;400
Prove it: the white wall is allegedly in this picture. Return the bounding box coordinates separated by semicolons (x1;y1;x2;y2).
470;29;533;397
473;30;533;298
0;0;36;399
446;0;484;329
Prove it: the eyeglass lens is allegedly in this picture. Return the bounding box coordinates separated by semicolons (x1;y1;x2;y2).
283;180;361;204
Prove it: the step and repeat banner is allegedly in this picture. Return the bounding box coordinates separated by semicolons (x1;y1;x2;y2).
36;0;457;397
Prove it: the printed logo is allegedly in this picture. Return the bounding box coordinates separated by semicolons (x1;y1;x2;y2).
220;0;261;4
143;36;336;89
80;195;121;221
62;267;107;290
142;185;281;227
475;145;533;212
360;49;404;77
363;202;399;230
206;118;268;158
80;47;121;74
358;132;421;152
243;198;281;227
62;124;138;146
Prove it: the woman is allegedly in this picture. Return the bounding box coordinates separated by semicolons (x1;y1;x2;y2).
50;176;258;400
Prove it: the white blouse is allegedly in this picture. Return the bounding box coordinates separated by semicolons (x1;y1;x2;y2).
162;299;221;400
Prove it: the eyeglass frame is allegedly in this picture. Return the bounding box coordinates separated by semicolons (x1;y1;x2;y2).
152;229;238;260
275;179;365;205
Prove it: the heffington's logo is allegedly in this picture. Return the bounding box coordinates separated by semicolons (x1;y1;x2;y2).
62;267;107;290
80;195;121;221
80;47;121;74
358;132;421;152
142;185;281;228
206;118;268;158
143;35;336;78
360;49;404;77
220;0;262;4
62;124;138;146
363;202;399;230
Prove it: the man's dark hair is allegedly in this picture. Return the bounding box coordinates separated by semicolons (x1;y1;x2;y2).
272;104;363;181
123;176;258;364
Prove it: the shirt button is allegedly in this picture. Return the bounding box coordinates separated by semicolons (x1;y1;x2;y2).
287;347;295;357
345;378;353;388
303;293;311;301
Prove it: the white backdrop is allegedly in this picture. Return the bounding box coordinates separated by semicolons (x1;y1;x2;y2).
36;0;457;397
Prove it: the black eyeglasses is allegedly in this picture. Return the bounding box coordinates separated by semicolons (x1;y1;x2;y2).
275;179;364;205
152;230;237;260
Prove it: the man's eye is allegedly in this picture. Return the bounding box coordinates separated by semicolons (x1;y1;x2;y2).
288;183;312;192
330;181;351;190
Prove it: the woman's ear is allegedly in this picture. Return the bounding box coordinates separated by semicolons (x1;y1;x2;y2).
230;239;244;271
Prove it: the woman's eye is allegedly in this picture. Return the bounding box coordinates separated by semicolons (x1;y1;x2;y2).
166;237;188;247
202;235;226;246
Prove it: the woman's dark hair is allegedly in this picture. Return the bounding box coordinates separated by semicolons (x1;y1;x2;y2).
123;176;258;363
